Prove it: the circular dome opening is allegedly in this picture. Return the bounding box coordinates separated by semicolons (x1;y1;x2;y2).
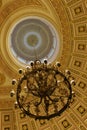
9;17;60;65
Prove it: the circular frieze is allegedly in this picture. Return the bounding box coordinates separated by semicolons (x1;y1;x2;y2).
9;17;60;65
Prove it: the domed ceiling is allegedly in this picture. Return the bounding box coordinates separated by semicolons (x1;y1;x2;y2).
0;0;87;130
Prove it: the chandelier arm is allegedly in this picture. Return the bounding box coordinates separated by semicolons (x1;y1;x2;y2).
30;91;39;97
44;83;57;96
21;93;29;105
27;85;40;97
38;97;42;105
52;94;69;97
34;97;42;106
44;97;49;115
47;95;58;102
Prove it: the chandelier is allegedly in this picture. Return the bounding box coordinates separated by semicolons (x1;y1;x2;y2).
10;59;75;120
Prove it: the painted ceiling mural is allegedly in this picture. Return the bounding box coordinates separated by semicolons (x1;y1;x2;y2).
0;0;87;130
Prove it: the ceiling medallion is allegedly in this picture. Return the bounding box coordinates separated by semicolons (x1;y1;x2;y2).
10;59;75;120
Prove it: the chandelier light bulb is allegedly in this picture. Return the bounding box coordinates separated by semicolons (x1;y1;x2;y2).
26;66;30;70
18;69;23;74
72;91;75;97
12;79;17;85
10;89;15;97
65;69;71;75
70;80;76;86
44;59;47;64
14;101;18;108
14;101;18;104
24;86;28;93
56;62;61;67
30;61;34;66
35;60;41;64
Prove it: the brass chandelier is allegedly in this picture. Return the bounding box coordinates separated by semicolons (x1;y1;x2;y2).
10;59;75;120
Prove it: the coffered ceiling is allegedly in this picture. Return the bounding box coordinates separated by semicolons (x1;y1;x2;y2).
0;0;87;130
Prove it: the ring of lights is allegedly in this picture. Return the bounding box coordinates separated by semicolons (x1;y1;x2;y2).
16;60;72;120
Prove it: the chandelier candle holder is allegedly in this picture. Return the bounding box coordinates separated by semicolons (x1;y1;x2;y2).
10;59;75;120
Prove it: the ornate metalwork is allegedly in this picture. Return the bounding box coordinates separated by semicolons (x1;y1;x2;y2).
10;60;75;120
